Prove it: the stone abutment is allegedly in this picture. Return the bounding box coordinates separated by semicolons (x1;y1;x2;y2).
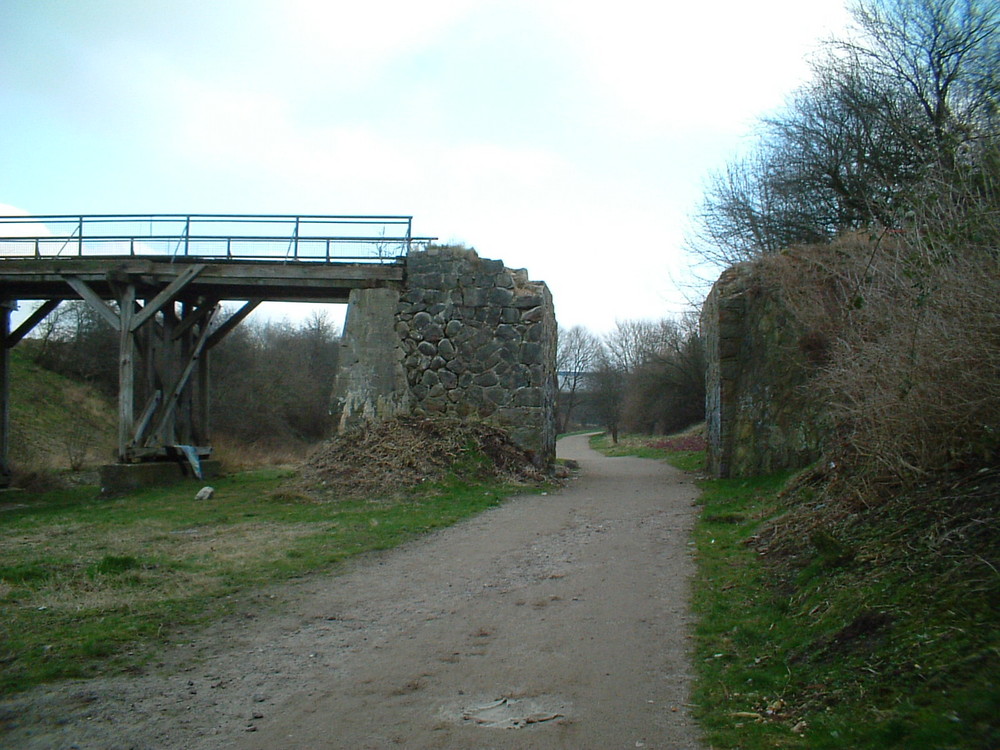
332;247;557;468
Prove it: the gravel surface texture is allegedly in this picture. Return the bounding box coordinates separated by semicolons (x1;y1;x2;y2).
0;433;703;749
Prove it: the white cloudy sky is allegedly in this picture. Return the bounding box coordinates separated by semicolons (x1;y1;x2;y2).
1;0;852;333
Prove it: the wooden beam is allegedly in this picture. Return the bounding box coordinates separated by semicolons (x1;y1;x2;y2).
130;389;162;448
196;348;210;445
206;299;261;349
0;303;12;486
147;305;218;447
7;300;61;348
130;263;207;332
172;298;218;340
63;275;120;330
117;284;137;461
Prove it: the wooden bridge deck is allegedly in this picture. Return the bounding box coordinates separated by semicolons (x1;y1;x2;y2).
0;256;405;304
0;213;429;486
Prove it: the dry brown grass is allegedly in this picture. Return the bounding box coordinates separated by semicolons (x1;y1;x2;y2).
211;435;311;472
757;231;1000;488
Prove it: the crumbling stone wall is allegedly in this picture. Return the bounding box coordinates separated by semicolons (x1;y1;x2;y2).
397;246;557;467
332;287;412;428
332;246;557;468
701;263;826;478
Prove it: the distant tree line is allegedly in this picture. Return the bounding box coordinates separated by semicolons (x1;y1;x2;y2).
28;302;341;449
556;317;705;441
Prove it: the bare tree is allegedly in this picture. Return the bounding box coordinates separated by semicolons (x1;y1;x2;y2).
589;346;627;444
687;0;1000;267
556;325;600;432
623;315;706;435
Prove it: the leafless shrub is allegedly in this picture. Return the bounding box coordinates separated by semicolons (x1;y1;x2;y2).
758;225;999;488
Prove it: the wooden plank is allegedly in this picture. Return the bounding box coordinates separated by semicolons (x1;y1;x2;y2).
130;263;206;332
63;276;121;329
7;300;61;347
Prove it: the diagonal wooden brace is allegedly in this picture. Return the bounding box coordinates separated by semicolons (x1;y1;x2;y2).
63;276;121;330
130;263;207;332
145;303;219;448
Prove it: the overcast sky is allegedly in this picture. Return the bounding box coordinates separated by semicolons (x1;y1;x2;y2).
1;0;852;333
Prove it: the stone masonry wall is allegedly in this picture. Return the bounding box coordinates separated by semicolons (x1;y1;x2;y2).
396;246;557;467
331;246;558;469
701;263;826;478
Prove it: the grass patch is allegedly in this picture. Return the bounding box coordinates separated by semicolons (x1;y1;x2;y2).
587;431;998;747
589;432;707;472
0;468;542;696
689;468;1000;749
8;348;116;474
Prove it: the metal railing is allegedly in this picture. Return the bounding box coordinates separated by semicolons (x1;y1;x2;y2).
0;214;436;262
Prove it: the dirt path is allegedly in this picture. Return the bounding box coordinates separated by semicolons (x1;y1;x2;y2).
1;434;704;749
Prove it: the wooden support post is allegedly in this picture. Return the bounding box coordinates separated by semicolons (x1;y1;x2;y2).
147;305;217;449
177;303;194;445
118;285;136;462
196;348;210;446
158;305;178;447
0;302;12;487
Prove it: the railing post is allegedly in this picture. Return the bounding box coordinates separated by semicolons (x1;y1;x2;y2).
184;216;190;256
78;216;83;256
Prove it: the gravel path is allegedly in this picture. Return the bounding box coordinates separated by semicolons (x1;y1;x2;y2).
0;433;704;749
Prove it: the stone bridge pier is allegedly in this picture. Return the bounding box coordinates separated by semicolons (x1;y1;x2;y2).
331;246;558;468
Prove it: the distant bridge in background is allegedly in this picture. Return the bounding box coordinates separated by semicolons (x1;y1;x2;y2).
0;214;436;487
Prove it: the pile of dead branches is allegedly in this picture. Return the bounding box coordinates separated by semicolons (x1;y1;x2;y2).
297;417;545;499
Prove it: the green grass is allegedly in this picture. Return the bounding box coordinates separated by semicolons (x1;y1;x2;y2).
8;348;116;472
689;470;1000;749
588;432;707;472
0;468;541;696
589;430;998;748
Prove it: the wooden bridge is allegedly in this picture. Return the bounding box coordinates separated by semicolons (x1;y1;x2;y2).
0;214;434;487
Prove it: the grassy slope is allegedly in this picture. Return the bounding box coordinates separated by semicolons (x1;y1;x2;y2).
590;433;999;750
8;348;116;472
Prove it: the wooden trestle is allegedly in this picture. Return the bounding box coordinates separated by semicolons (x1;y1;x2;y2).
0;257;404;486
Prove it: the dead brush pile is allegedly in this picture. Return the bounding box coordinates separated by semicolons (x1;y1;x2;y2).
297;417;546;499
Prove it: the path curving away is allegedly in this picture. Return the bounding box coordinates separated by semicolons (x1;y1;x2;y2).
0;434;704;749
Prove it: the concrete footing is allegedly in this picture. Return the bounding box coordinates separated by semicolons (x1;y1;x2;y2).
100;460;222;495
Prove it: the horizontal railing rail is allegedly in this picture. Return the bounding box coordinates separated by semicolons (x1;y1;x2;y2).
0;214;435;262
